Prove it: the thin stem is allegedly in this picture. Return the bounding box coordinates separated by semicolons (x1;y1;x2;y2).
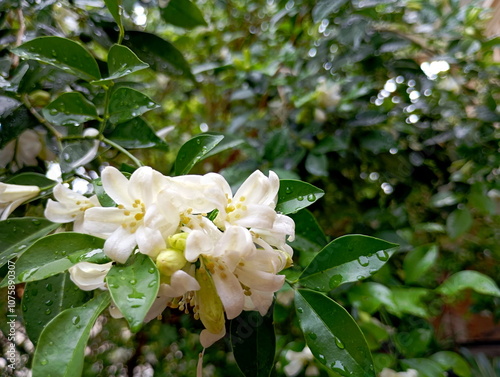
102;137;143;168
12;8;25;68
21;94;64;150
99;85;113;134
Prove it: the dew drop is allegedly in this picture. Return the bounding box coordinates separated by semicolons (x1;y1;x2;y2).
308;332;317;340
22;304;27;312
129;279;137;285
285;187;292;194
335;336;345;349
297;307;304;314
40;359;48;365
45;308;52;315
49;108;58;115
357;256;369;267
31;219;41;225
45;299;53;306
376;249;389;261
307;193;316;202
148;267;156;274
72;315;81;325
45;283;53;292
329;274;343;289
297;195;304;201
317;354;326;364
148;280;157;287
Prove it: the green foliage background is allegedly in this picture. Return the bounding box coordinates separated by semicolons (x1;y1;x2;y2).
0;0;499;376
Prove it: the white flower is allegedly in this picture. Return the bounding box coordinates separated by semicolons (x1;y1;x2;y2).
44;183;100;232
68;261;113;290
379;368;419;377
284;346;318;377
0;129;42;171
0;183;40;220
84;166;175;263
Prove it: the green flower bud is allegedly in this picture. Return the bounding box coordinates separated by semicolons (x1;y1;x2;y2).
156;248;187;276
195;267;225;334
168;232;188;251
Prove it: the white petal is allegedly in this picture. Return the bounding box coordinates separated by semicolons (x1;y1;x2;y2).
232;204;276;229
128;166;167;206
53;183;87;205
68;261;112;290
212;268;244;319
44;199;79;223
135;225;166;258
234;170;279;207
101;166;133;205
103;227;137;263
185;230;213;262
84;207;125;233
245;289;275;316
163;270;200;297
144;284;172;322
237;267;285;292
200;326;226;348
109;304;124;318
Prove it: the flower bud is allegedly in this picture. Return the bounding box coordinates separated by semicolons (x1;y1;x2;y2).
195;267;225;334
168;232;188;251
156;248;187;276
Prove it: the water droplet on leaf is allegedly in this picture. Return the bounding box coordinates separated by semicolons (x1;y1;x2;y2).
357;256;369;267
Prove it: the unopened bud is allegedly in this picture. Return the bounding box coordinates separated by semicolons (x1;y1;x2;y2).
168;232;188;251
156;248;187;276
195;267;224;334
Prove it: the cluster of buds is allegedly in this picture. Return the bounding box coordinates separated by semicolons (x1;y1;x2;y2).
44;166;295;347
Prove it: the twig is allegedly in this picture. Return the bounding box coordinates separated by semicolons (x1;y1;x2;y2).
12;8;26;68
101;137;143;168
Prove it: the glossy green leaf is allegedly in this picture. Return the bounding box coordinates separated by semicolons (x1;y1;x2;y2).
0;218;59;268
276;180;324;214
42;92;98;126
160;0;207;29
202;133;245;158
430;191;460;208
289;209;328;254
32;293;110;377
230;308;276;377
312;0;349;22
446;208;473;239
1;233;106;286
298;235;398;291
122;31;194;79
347;282;396;314
103;0;123;38
11;36;101;81
6;172;56;189
295;289;375;377
430;351;471;377
401;358;446;377
107;117;166;149
60;139;99;173
93;178;115;207
174;134;224;175
436;270;500;297
403;244;439;283
108;87;159;124
305;153;328;177
388;287;431;318
0;106;38;148
23;272;91;344
106;253;159;332
93;44;149;84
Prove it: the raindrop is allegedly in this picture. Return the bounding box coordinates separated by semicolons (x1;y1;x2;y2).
317;354;326;364
376;250;389;261
335;336;345;349
72;315;81;325
129;279;137;285
357;256;369;267
329;274;343;289
148;280;157;287
45;283;53;291
45;308;52;315
148;267;156;274
309;332;317;340
285;187;292;194
22;304;27;312
297;196;304;201
49;108;58;115
307;193;316;202
297;307;304;313
45;300;53;306
40;359;48;365
147;102;156;109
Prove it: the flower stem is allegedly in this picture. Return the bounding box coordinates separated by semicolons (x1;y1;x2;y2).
102;137;143;168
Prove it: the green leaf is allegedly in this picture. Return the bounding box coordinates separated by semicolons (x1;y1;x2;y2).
42;92;98;126
93;44;149;84
174;134;224;175
469;182;495;215
430;351;471;377
289;209;328;254
430;191;460;208
403;245;439;284
298;235;398;291
11;36;101;81
436;270;500;298
0;106;38;149
160;0;207;29
0;218;59;268
32;292;110;377
93;178;115;207
122;31;194;80
276;180;324;215
107;117;166;149
305;153;328;177
103;0;123;39
108;87;159;124
230;308;276;377
312;0;349;23
446;208;473;239
295;289;375;377
389;287;431;318
401;358;446;377
6;172;56;188
1;233;106;286
105;253;159;332
347;282;396;314
60;139;99;173
23;272;91;344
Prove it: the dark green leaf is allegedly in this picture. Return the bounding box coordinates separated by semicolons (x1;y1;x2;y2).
42;92;98;127
298;235;398;291
0;106;38;149
107;117;166;149
23;272;91;344
436;270;500;298
403;244;439;284
6;172;56;188
230;307;276;377
122;31;194;79
93;44;149;84
0;218;59;268
60;140;99;173
446;208;473;239
312;0;349;23
106;253;159;332
32;293;110;377
108;87;159;124
174;134;224;175
11;36;101;81
289;209;328;254
295;289;375;377
1;233;105;286
103;0;123;37
276;180;324;215
305;153;328;176
160;0;207;29
93;179;115;207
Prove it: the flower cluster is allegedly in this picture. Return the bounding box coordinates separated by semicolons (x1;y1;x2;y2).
44;166;295;347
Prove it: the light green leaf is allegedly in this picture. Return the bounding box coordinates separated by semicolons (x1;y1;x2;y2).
32;293;110;377
23;272;91;344
11;36;101;81
430;351;472;377
174;134;224;175
160;0;207;29
6;172;56;189
42;92;98;126
305;153;328;177
93;44;149;84
401;358;447;377
295;289;375;377
1;233;106;286
403;244;439;284
230;308;276;377
446;208;473;239
60;139;99;173
108;87;159;124
103;0;124;39
389;287;431;318
107;117;166;149
0;218;59;268
298;235;398;291
106;253;159;332
430;191;460;208
347;282;396;314
436;270;500;298
276;180;324;215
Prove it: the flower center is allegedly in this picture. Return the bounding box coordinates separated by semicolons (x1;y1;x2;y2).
118;199;145;231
